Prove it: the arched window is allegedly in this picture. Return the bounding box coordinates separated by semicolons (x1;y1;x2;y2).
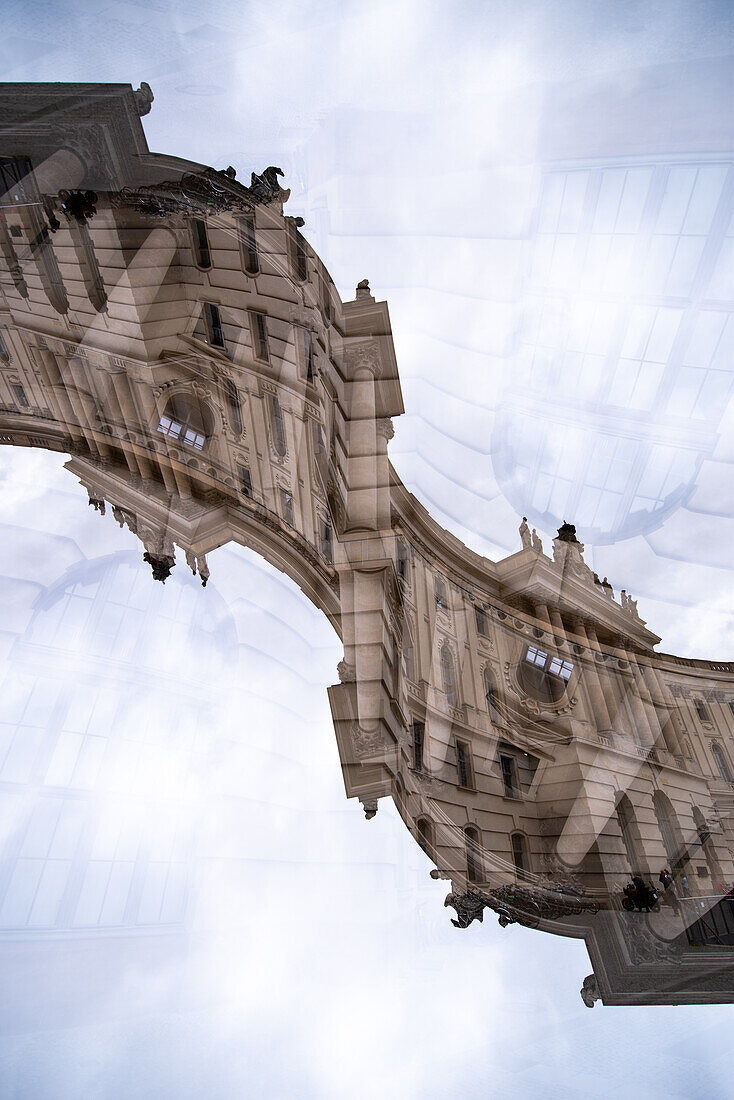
712;741;732;783
223;378;242;435
483;668;498;722
511;832;528;878
519;644;574;703
441;643;457;708
269;394;287;456
615;793;648;876
416;817;434;858
464;825;483;884
157;393;213;451
653;790;686;871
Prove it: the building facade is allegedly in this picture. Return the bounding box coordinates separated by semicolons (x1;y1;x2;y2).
1;82;734;1005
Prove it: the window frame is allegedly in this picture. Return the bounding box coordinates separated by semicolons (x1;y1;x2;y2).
204;302;225;349
500;753;517;798
239;215;259;275
455;738;474;789
192;217;211;269
250;310;270;363
411;720;425;771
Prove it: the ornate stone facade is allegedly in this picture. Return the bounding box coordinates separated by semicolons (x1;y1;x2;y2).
2;82;734;1005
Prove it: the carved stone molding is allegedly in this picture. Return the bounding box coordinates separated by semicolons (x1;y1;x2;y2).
344;341;382;379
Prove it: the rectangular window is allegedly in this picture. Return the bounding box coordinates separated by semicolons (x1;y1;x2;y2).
10;383;28;407
412;721;424;771
238;464;252;498
269;394;287;456
250;311;269;362
456;739;473;789
435;576;447;610
728;700;734;719
320;267;332;323
291;223;308;282
475;606;488;637
694;698;711;722
402;645;414;682
280;488;294;526
192;218;211;268
321;520;333;562
240;216;259;274
204;302;225;348
314;422;326;454
548;656;574;681
525;645;548;668
512;833;527;875
298;326;314;381
397;541;408;581
0;330;9;361
500;754;516;798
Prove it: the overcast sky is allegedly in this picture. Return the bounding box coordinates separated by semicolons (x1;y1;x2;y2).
2;3;734;1098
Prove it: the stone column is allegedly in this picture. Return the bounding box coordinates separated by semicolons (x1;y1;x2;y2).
641;661;683;757
344;343;380;533
572;618;612;733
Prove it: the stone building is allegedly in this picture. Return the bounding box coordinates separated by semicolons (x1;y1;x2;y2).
1;81;734;1005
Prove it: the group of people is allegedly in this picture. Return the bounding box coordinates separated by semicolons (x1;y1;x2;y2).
623;869;687;913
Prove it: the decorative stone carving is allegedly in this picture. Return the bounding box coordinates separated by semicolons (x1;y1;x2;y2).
87;490;105;514
580;974;601;1008
344;341;382;378
350;723;390;759
531;528;543;553
133;81;154;116
519;516;531;550
337;660;356;682
142;551;175;583
360;798;378;820
552;522;595;585
444;889;487;928
377;418;394;440
623;917;678;965
111;164;289;221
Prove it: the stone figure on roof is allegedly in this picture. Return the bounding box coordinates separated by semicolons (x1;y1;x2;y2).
519;516;532;550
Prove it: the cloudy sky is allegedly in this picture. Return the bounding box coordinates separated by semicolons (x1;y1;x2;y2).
2;2;734;1097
